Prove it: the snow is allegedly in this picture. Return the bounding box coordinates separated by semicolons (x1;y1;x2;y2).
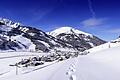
87;42;94;47
53;47;77;52
0;42;120;80
50;40;57;45
19;27;29;33
0;18;20;28
28;33;35;36
111;38;120;42
48;27;93;37
37;40;50;47
11;35;36;51
0;51;42;78
87;41;120;53
0;25;12;31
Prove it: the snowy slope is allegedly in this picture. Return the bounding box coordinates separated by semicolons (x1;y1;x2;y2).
11;35;36;51
87;38;120;53
0;43;120;80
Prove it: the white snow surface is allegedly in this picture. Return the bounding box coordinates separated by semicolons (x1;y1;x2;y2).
37;40;50;47
87;41;120;53
48;27;92;37
0;42;120;80
11;35;36;51
111;38;120;42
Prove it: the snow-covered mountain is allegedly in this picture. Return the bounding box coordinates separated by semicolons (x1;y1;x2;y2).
0;18;20;29
48;27;92;37
0;18;106;52
48;27;106;51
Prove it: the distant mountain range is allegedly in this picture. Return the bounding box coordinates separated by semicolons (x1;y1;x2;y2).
0;18;106;52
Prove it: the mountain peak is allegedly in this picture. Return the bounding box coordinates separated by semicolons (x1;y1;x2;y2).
49;26;92;37
0;17;20;28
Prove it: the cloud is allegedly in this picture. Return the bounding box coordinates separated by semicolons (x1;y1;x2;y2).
81;18;106;27
107;28;120;33
88;0;96;18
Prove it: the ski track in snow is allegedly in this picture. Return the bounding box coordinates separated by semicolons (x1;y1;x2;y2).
0;71;10;76
66;59;77;80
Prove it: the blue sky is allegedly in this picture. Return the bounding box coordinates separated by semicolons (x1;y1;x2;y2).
0;0;120;41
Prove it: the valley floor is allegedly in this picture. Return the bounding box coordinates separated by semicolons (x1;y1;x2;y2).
0;46;120;80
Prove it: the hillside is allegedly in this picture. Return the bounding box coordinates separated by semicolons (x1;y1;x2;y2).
0;18;106;52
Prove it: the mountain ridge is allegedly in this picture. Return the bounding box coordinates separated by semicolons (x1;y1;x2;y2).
0;17;106;52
